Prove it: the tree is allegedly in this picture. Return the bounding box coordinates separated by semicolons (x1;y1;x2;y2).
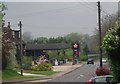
89;14;118;54
83;44;89;55
0;2;7;26
32;37;48;44
1;2;17;69
102;19;120;82
22;32;33;43
0;2;7;50
65;33;82;44
101;14;117;38
0;2;7;69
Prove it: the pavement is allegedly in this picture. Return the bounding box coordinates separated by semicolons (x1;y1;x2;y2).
2;62;82;83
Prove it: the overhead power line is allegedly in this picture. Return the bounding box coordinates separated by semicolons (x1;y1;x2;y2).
77;1;97;13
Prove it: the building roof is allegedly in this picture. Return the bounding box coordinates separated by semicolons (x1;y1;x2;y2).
26;43;70;50
2;27;12;32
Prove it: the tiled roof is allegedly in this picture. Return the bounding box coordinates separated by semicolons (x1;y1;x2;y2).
2;27;12;32
26;43;70;50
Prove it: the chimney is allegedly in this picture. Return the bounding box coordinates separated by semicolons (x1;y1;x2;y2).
7;22;11;28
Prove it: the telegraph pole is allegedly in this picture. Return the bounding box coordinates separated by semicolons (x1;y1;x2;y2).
97;1;102;67
18;21;23;76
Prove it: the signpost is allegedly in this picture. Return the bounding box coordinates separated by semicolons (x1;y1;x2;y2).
72;43;79;64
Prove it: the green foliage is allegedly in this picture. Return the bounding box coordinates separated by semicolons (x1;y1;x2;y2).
102;28;119;51
47;50;53;60
82;43;89;55
30;33;98;54
2;34;16;69
2;69;39;80
89;14;117;54
47;49;73;61
31;37;48;44
65;49;73;59
6;47;17;69
2;69;20;80
79;52;88;61
109;60;120;82
0;2;7;26
49;36;66;43
23;56;32;70
65;32;82;43
32;63;53;71
102;19;120;82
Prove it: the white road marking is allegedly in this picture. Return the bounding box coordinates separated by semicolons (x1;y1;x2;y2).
77;74;84;79
79;74;84;77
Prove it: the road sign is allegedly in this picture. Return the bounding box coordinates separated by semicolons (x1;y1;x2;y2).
72;43;79;61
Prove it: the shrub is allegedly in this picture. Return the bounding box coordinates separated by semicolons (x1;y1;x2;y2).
79;52;88;61
23;56;32;70
102;19;120;82
96;66;110;76
32;62;53;71
6;47;17;69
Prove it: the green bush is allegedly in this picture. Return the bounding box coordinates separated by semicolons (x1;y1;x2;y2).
102;19;120;82
32;62;53;71
23;56;32;70
79;52;88;61
6;47;17;69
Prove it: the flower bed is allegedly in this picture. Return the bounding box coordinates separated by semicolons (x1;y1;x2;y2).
96;66;110;76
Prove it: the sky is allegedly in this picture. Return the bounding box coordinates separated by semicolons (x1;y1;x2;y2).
4;2;118;38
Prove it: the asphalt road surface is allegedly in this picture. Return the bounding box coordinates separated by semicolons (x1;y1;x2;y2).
8;62;108;84
48;63;98;83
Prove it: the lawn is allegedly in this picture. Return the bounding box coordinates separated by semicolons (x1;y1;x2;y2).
2;69;59;81
15;69;58;76
15;68;59;76
22;70;59;76
2;69;39;80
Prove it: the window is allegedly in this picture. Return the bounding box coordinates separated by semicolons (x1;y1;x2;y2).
95;78;107;82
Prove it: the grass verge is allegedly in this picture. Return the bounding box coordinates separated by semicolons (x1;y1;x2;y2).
15;68;59;76
2;69;40;80
2;69;59;81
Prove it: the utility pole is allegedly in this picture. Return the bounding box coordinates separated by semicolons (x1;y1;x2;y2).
18;21;23;76
97;1;102;67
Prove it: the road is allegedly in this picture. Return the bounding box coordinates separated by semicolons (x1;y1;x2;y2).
7;62;108;84
48;64;97;83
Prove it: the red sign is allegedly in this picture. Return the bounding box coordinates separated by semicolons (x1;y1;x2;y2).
75;51;79;55
73;44;78;48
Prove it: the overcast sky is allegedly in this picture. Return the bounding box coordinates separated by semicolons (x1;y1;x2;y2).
4;2;118;38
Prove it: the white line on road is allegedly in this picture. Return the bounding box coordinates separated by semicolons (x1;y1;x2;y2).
77;74;84;79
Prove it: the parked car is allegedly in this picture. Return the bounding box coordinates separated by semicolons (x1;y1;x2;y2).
88;75;113;84
102;59;107;63
87;58;94;64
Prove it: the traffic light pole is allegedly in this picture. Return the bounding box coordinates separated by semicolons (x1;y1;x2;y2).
97;1;103;67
